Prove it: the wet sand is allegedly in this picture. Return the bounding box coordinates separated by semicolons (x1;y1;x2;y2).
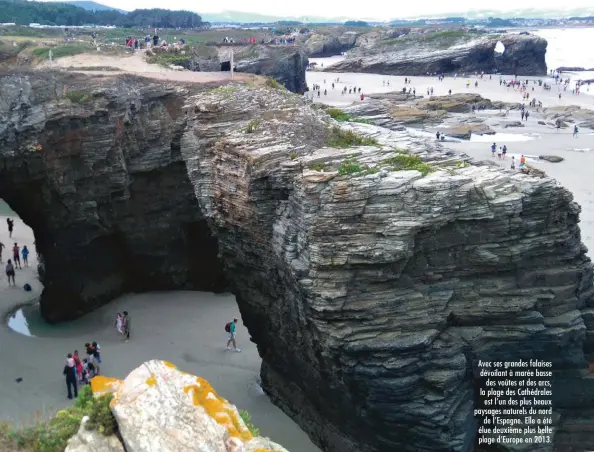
0;203;318;450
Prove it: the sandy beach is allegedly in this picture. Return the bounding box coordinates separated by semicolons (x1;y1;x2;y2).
0;204;318;450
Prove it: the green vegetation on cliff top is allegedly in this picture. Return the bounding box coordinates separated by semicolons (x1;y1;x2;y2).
0;385;116;452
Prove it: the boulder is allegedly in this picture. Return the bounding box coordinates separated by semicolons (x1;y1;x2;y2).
503;121;525;128
108;360;288;452
325;32;547;76
65;416;125;452
439;123;495;139
539;155;564;163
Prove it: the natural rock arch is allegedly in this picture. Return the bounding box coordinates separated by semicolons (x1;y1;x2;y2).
1;71;592;452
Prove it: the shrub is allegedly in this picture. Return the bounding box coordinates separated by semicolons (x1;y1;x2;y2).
326;126;379;148
338;158;362;175
246;119;260;133
327;108;351;122
290;152;297;159
383;153;432;176
1;385;117;452
64;90;91;104
352;117;373;125
310;162;325;171
265;77;283;90
239;410;260;437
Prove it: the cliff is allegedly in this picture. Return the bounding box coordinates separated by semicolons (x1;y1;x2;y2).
303;31;360;57
65;360;287;452
1;71;594;452
325;32;547;76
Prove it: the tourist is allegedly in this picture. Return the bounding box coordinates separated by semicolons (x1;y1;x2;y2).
525;111;530;121
502;145;507;159
64;353;78;399
511;156;516;170
0;241;4;263
5;259;15;286
521;111;525;121
115;312;124;335
6;218;13;238
436;131;440;140
225;318;241;352
123;311;131;341
21;245;29;267
12;243;21;269
92;341;102;374
491;142;496;158
574;125;579;138
519;155;526;168
73;350;83;382
497;147;502;160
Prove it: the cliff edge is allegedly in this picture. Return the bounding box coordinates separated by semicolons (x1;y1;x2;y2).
0;71;593;451
325;31;547;76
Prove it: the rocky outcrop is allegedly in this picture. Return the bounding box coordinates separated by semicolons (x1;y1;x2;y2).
220;45;308;94
2;71;594;452
65;416;125;452
89;360;287;452
303;31;359;57
325;33;548;76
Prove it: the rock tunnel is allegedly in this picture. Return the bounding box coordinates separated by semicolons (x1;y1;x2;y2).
1;71;594;452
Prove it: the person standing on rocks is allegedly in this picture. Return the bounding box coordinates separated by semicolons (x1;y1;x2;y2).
6;218;13;238
5;259;15;286
511;156;516;170
64;353;78;399
225;318;241;352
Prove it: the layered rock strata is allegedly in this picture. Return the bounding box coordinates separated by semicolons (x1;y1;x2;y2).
325;33;547;76
1;71;594;452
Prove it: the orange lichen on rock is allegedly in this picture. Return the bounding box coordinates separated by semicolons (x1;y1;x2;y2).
184;378;253;442
163;361;177;368
90;375;122;396
146;375;157;386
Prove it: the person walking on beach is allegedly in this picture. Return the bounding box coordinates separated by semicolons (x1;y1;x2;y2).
502;145;507;159
115;312;124;335
21;245;29;267
521;111;525;121
0;241;4;263
64;353;78;399
511;156;516;170
491;143;497;158
5;259;15;286
12;243;21;269
574;125;579;138
525;111;530;121
122;311;131;341
225;318;241;352
6;218;13;238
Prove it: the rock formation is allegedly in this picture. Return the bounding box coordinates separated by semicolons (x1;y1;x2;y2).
1;71;594;452
303;31;360;57
67;360;287;452
325;32;547;76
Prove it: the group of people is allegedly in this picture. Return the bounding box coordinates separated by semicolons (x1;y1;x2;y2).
63;342;102;399
2;218;32;287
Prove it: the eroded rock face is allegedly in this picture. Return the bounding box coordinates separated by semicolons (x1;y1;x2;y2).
325;33;547;76
1;71;594;452
304;32;359;57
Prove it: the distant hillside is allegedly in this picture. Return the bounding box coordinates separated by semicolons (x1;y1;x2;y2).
54;1;127;14
201;10;352;24
0;0;204;27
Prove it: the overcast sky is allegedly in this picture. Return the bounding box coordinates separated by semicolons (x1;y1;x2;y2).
40;0;594;20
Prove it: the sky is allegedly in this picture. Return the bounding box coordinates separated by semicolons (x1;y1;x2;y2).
38;0;594;20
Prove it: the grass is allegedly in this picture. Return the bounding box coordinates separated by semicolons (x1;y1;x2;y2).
338;158;362;176
265;77;285;90
290;152;297;159
1;386;117;452
325;126;379;148
245;119;260;133
31;43;91;60
239;410;259;437
310;162;326;171
63;90;92;104
383;29;476;48
327;108;351;122
382;153;433;176
146;50;190;67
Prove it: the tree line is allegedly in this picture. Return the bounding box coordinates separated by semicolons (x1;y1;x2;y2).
0;0;206;28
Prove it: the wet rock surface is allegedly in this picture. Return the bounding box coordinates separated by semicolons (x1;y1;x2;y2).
324;33;547;76
1;71;594;452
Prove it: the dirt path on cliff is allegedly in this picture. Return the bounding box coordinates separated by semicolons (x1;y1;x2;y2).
37;50;256;84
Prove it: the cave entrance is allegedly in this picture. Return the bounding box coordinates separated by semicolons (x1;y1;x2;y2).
494;41;506;54
221;60;231;71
